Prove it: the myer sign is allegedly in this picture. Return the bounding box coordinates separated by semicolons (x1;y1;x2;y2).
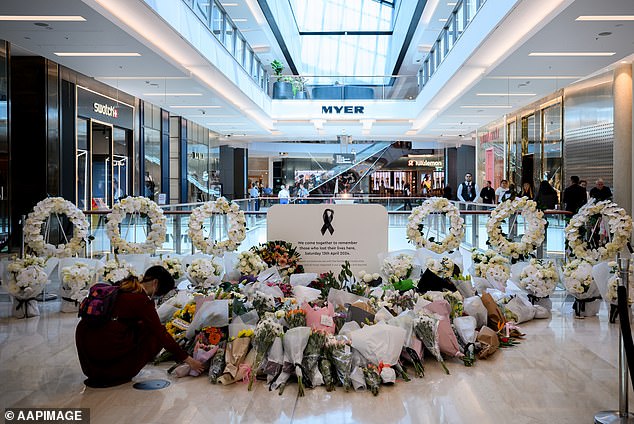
322;105;365;114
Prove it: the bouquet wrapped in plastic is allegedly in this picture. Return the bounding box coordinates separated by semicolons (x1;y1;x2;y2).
562;259;601;317
327;335;353;391
413;312;449;374
422;300;463;359
350;323;408;384
208;341;227;383
272;326;311;396
219;329;253;384
302;330;327;388
249;317;283;390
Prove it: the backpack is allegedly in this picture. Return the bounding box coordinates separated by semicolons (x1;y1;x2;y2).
78;283;119;324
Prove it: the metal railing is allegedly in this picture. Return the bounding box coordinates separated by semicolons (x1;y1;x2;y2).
270;75;419;100
418;0;487;90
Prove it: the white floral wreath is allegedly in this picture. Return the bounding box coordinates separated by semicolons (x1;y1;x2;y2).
565;199;632;263
106;196;167;254
486;197;546;259
24;197;89;258
188;197;246;256
406;197;464;253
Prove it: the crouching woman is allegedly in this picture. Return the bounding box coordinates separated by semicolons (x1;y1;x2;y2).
75;265;203;387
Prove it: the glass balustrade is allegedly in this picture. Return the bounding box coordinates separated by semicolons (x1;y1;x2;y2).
78;198;568;262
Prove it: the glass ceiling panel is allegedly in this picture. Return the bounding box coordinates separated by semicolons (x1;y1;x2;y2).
289;0;394;33
287;0;396;81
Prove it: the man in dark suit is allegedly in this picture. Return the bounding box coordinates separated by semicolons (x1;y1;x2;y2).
563;176;587;214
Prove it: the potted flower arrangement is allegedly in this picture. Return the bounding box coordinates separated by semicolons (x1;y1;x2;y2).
271;60;293;99
292;76;308;99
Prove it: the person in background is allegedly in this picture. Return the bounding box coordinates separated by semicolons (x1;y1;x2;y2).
579;180;590;201
495;180;509;203
263;184;273;196
456;173;479;204
589;178;612;201
443;185;453;200
297;183;309;204
278;184;290;204
500;183;517;202
563;175;587;214
75;266;204;387
403;182;412;210
534;180;558;210
248;183;260;211
479;180;495;205
521;182;534;200
422;175;433;196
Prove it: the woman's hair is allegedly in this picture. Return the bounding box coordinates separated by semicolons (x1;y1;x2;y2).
142;265;176;297
117;277;145;294
538;180;556;195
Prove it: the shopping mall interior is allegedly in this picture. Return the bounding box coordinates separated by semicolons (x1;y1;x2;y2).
1;0;634;423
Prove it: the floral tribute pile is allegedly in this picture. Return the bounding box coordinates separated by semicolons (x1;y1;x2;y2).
154;240;527;397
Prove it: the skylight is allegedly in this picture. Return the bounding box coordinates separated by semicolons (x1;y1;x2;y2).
288;0;396;83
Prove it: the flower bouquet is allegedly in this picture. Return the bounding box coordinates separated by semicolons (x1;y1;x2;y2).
302;330;327;388
377;289;419;316
148;256;183;281
165;302;196;342
219;329;253;385
358;270;383;288
318;348;336;392
451;275;476;299
6;256;48;318
425;257;455;279
249;317;284;390
362;364;381;396
593;261;634;322
208;341;227;384
250;241;305;280
380;252;418;285
562;259;601;317
518;259;559;311
252;291;276;318
100;258;138;284
327;335;354;391
186;257;224;289
303;302;336;334
422;300;464;360
350;323;408;384
60;261;95;313
189;327;226;376
236;251;267;277
263;336;284;385
413;312;450;374
272;326;311;396
471;250;510;292
157;291;194;323
286;308;307;328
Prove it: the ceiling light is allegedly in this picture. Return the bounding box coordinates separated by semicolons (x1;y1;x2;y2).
438;122;480;125
99;76;188;80
405;130;418;136
232;18;248;22
208;123;248;126
439;18;447;22
143;93;202;96
476;93;536;96
487;76;581;79
529;52;615;57
221;3;239;6
169;105;221;108
0;15;86;21
460;105;514;109
576;15;634;21
447;2;457;6
55;52;141;57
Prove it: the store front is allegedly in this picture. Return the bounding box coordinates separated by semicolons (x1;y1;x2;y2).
370;152;445;196
476;120;505;191
75;87;134;210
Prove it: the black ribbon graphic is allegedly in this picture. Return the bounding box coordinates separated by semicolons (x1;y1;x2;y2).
321;209;335;235
573;296;602;317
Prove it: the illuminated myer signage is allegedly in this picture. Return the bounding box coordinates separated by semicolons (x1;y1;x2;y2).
93;102;119;118
322;106;365;114
407;159;443;167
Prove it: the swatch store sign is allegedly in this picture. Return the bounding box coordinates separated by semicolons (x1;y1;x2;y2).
76;86;134;129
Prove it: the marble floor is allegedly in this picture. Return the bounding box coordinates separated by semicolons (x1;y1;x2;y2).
0;298;630;424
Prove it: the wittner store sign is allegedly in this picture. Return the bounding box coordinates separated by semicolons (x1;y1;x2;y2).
76;86;134;129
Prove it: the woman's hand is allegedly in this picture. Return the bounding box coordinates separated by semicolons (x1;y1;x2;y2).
185;356;204;374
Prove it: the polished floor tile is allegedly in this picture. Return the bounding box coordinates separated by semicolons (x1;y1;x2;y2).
0;298;630;424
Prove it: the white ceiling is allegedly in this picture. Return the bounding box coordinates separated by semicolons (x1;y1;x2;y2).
0;0;632;148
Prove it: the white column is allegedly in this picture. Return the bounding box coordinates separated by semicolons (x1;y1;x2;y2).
613;63;632;214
